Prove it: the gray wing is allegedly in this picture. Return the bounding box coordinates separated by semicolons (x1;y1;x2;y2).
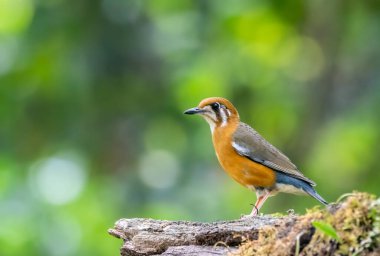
232;122;316;186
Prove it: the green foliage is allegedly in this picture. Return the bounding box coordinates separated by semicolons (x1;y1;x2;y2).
312;221;341;242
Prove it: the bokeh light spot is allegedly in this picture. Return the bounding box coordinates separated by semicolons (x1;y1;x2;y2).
232;9;290;66
0;0;34;35
174;69;229;111
0;37;18;75
278;36;325;81
151;12;199;56
41;215;82;256
146;0;193;16
144;117;187;153
29;155;87;205
101;0;142;24
308;118;377;190
139;150;180;189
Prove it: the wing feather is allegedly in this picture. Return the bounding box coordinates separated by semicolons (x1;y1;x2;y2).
232;122;316;186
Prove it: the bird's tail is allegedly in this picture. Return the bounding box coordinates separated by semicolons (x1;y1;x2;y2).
276;172;328;205
303;185;328;205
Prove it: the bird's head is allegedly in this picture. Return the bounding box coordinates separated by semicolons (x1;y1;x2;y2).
184;97;239;131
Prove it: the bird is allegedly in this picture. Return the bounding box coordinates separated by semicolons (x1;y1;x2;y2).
184;97;327;217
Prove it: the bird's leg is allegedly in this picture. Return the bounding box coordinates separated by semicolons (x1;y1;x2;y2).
251;190;271;216
241;189;271;219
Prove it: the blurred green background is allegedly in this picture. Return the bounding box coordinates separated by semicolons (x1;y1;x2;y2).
1;0;380;255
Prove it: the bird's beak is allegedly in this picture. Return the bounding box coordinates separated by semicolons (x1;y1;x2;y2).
184;107;204;115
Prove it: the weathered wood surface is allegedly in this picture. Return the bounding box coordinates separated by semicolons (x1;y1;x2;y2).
108;216;288;255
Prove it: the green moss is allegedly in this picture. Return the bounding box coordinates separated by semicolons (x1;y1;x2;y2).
231;192;380;256
268;212;288;218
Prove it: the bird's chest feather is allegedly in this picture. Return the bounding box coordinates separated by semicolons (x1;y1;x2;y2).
212;127;276;188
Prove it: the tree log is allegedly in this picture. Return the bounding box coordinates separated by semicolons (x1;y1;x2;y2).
108;216;283;255
108;193;380;256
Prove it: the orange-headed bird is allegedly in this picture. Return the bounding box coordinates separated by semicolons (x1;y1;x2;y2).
184;97;327;217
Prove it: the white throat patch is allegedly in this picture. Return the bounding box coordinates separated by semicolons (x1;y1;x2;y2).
204;116;216;132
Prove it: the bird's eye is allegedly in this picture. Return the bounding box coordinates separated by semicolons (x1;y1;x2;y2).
211;102;220;111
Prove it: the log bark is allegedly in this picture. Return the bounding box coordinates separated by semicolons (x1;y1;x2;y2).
108;216;283;255
108;193;380;256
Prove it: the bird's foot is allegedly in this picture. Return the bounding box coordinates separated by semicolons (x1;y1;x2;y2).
240;205;259;219
240;209;259;219
240;214;256;219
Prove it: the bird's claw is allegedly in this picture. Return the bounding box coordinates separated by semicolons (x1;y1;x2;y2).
240;214;254;219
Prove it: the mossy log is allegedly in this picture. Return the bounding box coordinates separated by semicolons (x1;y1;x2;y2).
108;192;379;256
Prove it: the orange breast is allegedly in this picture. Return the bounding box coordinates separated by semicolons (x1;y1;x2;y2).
212;126;275;188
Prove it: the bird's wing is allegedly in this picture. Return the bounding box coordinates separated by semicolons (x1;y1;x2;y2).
232;122;316;186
